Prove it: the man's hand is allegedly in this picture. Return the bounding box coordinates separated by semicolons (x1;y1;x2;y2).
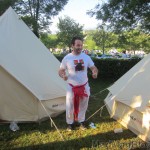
58;68;68;81
92;73;97;79
90;66;98;79
62;75;68;81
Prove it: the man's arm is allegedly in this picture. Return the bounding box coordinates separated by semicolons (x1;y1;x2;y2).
58;68;68;81
90;66;98;79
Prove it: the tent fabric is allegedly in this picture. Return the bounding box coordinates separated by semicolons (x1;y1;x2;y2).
108;54;150;112
0;67;65;122
105;54;150;142
0;7;66;122
0;7;66;100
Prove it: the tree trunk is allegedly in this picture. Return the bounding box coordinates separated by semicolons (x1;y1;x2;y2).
33;0;40;38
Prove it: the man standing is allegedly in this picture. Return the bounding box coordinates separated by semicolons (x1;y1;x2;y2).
58;36;98;131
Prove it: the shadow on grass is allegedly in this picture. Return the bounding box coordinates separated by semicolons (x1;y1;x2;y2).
12;129;137;150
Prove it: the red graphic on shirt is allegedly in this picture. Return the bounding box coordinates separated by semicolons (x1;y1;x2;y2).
79;59;84;64
74;59;84;71
74;60;78;65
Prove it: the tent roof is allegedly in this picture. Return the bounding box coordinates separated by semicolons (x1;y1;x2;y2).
108;54;150;112
0;7;66;100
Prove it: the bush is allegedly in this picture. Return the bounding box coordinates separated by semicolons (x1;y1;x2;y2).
54;54;141;80
54;54;65;62
93;58;141;79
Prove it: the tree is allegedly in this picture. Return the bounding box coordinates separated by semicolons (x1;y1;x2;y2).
139;33;150;53
40;33;58;50
88;0;150;33
118;30;150;53
84;30;97;50
57;16;84;48
84;38;96;50
0;0;17;15
92;24;118;54
0;0;68;37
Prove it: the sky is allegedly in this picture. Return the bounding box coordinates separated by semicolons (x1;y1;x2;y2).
50;0;101;33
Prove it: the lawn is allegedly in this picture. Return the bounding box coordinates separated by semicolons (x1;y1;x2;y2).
0;78;147;150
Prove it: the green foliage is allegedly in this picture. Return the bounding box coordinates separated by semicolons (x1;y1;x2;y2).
118;29;150;52
140;33;150;53
0;0;18;15
93;58;141;79
41;28;149;54
84;39;96;50
87;27;150;54
54;54;64;62
0;0;69;37
92;24;118;54
84;35;96;50
40;33;58;49
21;15;39;32
57;16;84;48
88;0;150;33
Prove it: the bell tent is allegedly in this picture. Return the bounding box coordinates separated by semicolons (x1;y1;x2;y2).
0;7;66;123
105;54;150;142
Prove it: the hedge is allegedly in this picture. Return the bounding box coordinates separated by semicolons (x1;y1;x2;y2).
54;54;141;80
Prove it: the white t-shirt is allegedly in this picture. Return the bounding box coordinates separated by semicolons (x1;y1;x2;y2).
60;52;94;86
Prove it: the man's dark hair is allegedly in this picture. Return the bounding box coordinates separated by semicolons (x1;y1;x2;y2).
71;36;83;45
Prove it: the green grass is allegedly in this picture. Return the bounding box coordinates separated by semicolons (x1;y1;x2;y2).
0;78;147;150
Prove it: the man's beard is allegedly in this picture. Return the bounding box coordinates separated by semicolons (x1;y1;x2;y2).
74;48;81;54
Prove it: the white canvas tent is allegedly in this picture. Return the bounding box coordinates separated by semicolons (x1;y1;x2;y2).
0;7;66;123
105;54;150;142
